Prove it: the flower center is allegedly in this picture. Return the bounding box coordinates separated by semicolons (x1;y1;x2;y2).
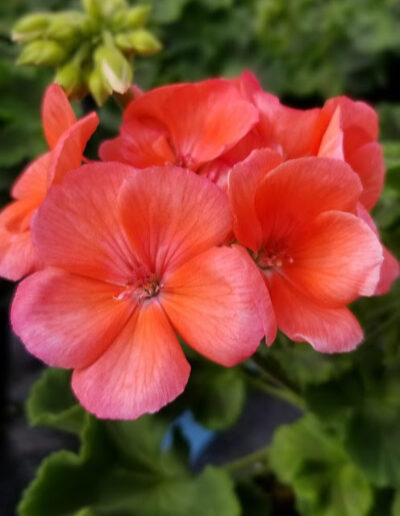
115;271;162;303
254;246;293;271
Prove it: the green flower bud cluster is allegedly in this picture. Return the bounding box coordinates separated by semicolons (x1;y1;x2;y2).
12;0;162;105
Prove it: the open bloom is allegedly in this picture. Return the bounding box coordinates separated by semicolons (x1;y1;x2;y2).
0;83;98;280
99;78;258;174
229;150;383;352
11;163;269;419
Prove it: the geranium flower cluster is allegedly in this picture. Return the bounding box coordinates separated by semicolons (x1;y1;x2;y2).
2;73;398;419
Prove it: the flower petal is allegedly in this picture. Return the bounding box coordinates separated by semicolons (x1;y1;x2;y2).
375;247;400;296
162;246;272;365
118;166;231;275
72;301;190;419
32;162;136;284
229;148;283;251
124;79;258;169
42;83;77;149
11;152;50;200
270;274;363;353
255;157;362;244
347;142;385;210
318;106;344;160
11;268;132;368
288;211;383;305
99;120;175;168
48;111;99;185
0;225;38;281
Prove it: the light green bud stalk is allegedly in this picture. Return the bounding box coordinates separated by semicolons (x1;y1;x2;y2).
17;40;67;66
12;13;50;42
115;29;162;55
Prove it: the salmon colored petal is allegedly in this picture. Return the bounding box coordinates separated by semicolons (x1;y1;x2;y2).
48;111;99;185
228;148;283;251
356;203;399;295
347;142;385;210
11;152;50;200
72;301;190;419
323;96;378;143
375;247;400;295
11;269;132;369
318;106;344;160
124;80;258;169
32;162;136;284
255;158;362;244
42;83;77;149
288;211;383;305
118;166;231;275
99;121;175;168
162;246;271;365
255;91;321;158
0;227;38;281
270;274;363;353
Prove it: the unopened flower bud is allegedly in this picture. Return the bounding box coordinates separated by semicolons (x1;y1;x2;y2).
124;6;152;29
88;65;113;105
95;44;132;93
82;0;102;19
115;29;162;55
45;13;83;42
12;13;50;42
55;61;83;96
17;40;67;66
101;0;128;18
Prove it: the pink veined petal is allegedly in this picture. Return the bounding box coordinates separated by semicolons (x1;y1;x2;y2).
32;162;137;284
269;274;363;353
11;268;133;369
347;142;385;210
42;83;77;149
11;152;51;200
48;111;99;186
287;210;383;306
118;166;232;275
161;246;271;366
228;148;283;252
254;157;363;245
72;300;190;420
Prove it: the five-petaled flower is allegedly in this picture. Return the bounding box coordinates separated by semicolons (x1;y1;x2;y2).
11;164;270;419
229;149;383;352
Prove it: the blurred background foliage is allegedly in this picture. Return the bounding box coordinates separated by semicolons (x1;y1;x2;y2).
2;1;400;515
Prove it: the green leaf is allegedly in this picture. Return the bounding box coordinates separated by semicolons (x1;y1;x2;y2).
393;491;400;516
26;368;86;435
269;416;373;516
191;365;245;430
346;401;400;487
19;415;240;516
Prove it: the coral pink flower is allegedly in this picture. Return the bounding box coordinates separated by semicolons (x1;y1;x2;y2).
0;84;98;280
11;163;270;419
229;149;383;352
99;78;258;172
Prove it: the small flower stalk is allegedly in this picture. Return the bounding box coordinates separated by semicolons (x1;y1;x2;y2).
12;0;162;105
